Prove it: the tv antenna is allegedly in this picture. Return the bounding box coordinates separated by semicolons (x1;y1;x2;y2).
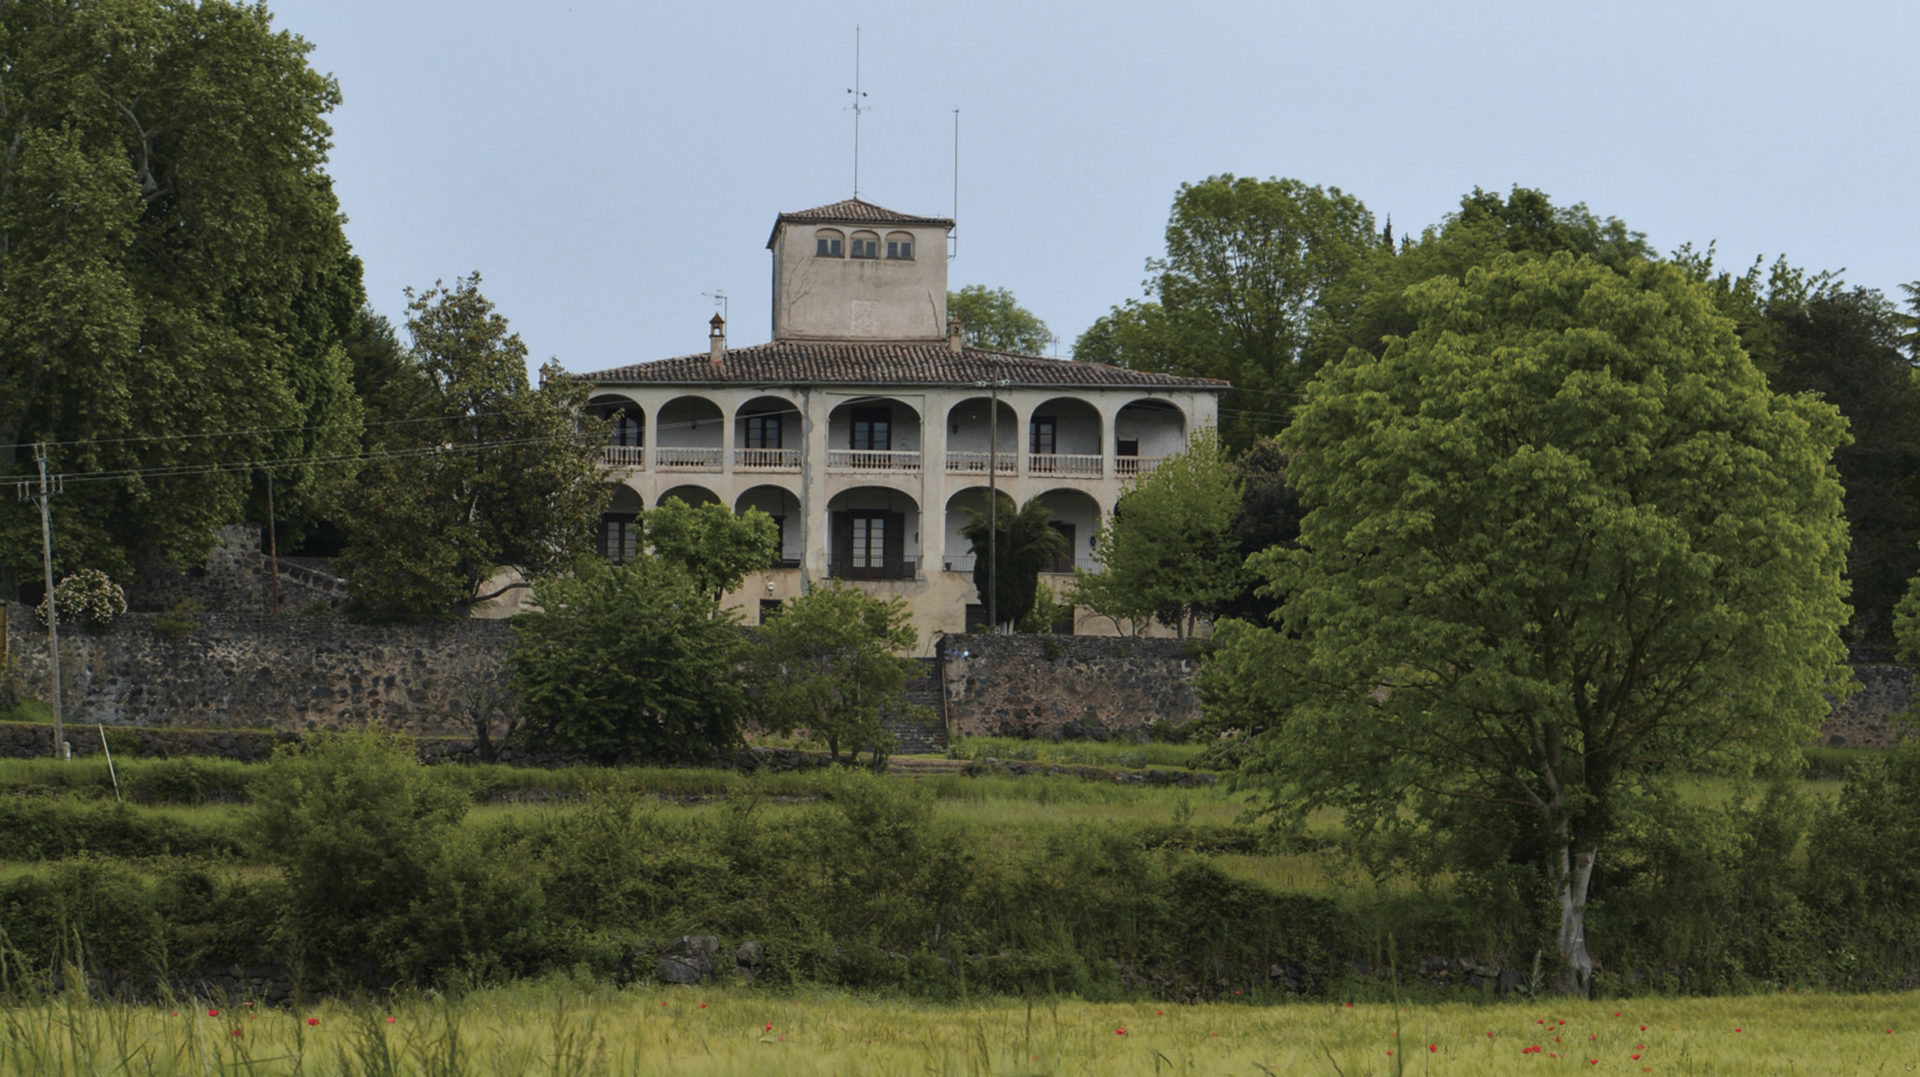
847;25;869;199
949;108;959;262
701;288;728;325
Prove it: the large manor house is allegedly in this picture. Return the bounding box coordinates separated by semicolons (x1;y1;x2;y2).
577;199;1226;649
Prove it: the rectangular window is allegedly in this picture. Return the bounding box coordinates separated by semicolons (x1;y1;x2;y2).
887;239;913;260
1048;522;1076;574
851;238;878;259
610;414;642;447
745;414;781;449
834;509;905;579
816;237;843;256
598;517;638;564
1116;438;1139;458
759;598;784;623
1029;416;1056;455
850;406;891;451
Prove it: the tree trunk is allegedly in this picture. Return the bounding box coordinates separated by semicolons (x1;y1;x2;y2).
1552;840;1598;997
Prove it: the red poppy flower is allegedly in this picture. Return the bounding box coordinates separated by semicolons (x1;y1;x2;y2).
1115;1028;1127;1036
765;1024;773;1032
208;1009;220;1017
230;1029;243;1038
308;1017;320;1026
385;1017;396;1024
1428;1044;1437;1052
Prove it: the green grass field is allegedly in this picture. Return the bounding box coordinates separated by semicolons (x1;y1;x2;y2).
0;982;1910;1075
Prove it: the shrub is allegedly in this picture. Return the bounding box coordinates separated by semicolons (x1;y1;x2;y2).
36;568;126;630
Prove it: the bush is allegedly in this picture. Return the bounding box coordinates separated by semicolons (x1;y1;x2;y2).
249;729;468;984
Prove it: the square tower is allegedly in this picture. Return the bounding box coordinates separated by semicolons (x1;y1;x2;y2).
767;199;955;341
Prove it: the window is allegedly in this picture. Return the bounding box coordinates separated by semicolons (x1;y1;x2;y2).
834;509;905;579
745;413;781;449
598;515;638;564
886;232;914;260
1116;438;1139;458
1048;522;1076;574
815;229;844;257
609;412;642;447
759;598;784;624
1029;416;1056;455
850;406;891;451
850;231;879;259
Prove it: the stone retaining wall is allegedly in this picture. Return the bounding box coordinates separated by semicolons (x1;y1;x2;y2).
4;603;510;736
938;633;1202;739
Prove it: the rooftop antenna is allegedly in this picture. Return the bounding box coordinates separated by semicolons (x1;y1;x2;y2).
701;288;728;325
846;25;868;199
949;108;959;262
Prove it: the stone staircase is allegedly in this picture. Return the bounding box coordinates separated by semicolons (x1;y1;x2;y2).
881;657;949;756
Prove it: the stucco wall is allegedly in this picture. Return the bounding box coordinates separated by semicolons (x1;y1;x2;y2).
939;633;1202;738
4;603;508;736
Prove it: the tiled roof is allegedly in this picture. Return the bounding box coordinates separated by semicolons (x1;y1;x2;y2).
767;199;955;247
578;341;1228;391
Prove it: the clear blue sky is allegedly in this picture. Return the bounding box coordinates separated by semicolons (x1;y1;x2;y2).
266;0;1919;376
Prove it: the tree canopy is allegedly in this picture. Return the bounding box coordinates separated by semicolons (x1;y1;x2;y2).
508;557;748;764
641;497;779;604
1071;175;1377;447
1070;430;1243;638
947;285;1054;354
0;0;364;595
335;275;608;619
961;494;1066;633
1206;253;1851;996
751;583;919;764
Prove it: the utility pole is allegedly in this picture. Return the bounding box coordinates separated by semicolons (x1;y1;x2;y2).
983;378;1011;632
20;444;65;759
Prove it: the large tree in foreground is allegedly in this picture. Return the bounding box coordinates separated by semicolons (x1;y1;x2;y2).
336;275;608;619
1208;253;1850;997
0;0;364;595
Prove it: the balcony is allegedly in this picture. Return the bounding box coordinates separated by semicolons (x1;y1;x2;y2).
603;445;644;468
1115;456;1164;479
1026;453;1103;478
829;558;919;581
735;448;801;472
827;449;921;472
944;450;1017;476
655;446;723;472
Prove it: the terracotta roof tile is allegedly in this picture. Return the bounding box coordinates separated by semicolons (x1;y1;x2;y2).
577;341;1228;391
767;199;955;247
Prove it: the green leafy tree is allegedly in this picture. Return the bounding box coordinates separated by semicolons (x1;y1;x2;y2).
335;275;609;619
250;730;469;981
0;0;365;596
1072;175;1376;446
1211;253;1850;997
1070;430;1243;638
1311;186;1653;369
947;284;1055;354
961;494;1067;633
751;583;920;764
642;497;779;603
508;557;748;764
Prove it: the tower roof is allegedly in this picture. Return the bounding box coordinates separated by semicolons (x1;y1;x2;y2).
766;199;955;248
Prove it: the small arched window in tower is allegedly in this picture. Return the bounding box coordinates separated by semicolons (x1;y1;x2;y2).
885;232;914;260
849;230;880;259
815;229;844;257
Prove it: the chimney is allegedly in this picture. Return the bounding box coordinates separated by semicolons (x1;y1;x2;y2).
947;316;963;354
708;313;726;367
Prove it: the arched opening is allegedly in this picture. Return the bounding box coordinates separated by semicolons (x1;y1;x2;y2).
656;484;721;508
736;484;803;567
657;395;724;471
827;487;921;580
941;486;995;573
587;394;644;468
849;229;880;260
826;397;922;473
597;485;645;564
1034;488;1101;574
814;228;845;257
734;394;799;472
1115;399;1188;478
1027;397;1104;477
942;397;1017;476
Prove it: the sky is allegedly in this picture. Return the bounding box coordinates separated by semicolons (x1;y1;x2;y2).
265;0;1919;378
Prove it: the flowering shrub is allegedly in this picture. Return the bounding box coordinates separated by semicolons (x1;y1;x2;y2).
36;568;127;630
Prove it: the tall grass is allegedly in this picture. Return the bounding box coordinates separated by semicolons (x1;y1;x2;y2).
0;982;1910;1075
948;735;1214;770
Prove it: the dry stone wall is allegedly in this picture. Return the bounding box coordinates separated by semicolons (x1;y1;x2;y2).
939;634;1201;739
4;603;507;736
